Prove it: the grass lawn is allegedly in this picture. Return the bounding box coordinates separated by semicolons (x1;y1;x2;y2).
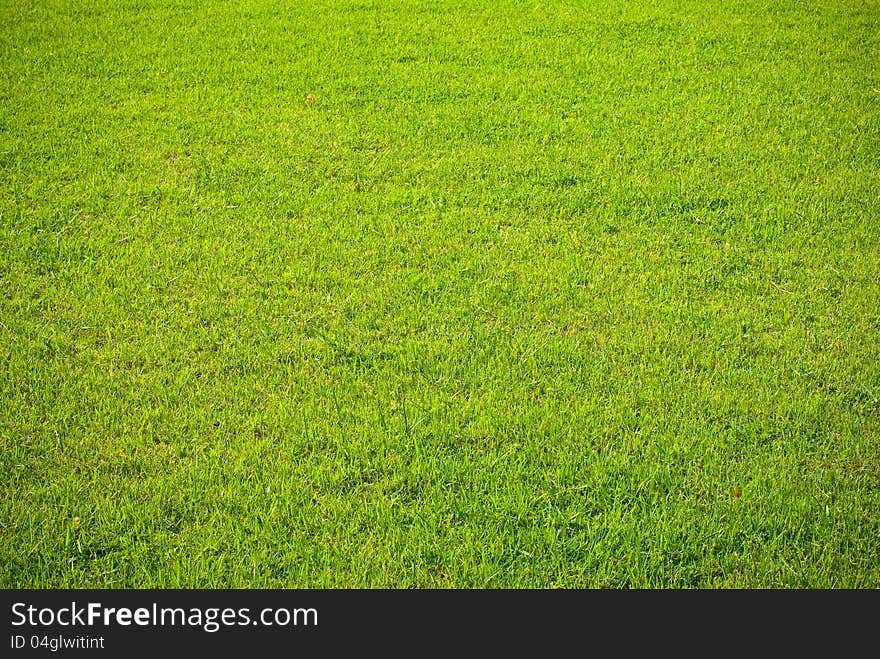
1;0;878;588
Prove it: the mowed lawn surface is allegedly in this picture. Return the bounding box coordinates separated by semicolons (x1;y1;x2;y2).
1;0;878;587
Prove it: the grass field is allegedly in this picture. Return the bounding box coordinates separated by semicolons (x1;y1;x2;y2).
1;0;879;588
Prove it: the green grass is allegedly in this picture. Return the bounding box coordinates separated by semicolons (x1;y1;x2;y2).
1;0;879;588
